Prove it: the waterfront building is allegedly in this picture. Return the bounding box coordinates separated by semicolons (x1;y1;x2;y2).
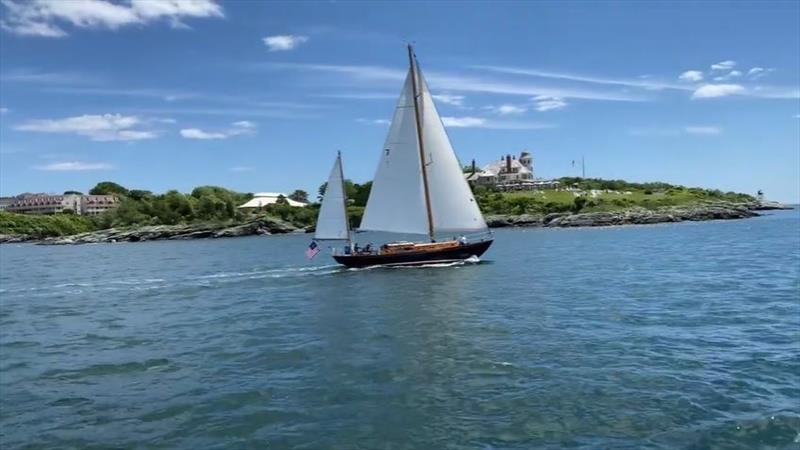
0;197;15;210
80;195;121;215
466;151;560;191
6;194;119;215
238;192;308;209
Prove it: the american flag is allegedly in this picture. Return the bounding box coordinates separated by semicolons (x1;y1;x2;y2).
305;241;320;259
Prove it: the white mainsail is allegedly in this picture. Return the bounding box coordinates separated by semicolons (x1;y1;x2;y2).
359;48;488;237
418;70;488;232
358;72;430;235
314;153;350;240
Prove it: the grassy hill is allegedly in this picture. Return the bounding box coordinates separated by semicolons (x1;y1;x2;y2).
474;178;756;216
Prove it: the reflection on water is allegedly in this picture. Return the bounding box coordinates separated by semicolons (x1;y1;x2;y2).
1;209;798;449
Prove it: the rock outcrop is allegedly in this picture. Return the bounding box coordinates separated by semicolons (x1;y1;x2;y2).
487;203;763;229
37;216;303;245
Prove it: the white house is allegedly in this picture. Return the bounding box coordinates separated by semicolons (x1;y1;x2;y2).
238;192;307;208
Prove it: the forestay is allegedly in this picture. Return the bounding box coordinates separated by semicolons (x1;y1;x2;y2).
359;72;430;235
314;154;350;240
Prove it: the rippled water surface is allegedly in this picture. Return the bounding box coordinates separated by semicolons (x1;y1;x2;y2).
1;211;799;449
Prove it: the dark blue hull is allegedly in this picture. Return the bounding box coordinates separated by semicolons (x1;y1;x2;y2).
333;239;493;268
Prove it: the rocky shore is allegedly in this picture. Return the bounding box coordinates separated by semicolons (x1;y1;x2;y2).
0;202;792;245
485;202;785;229
0;216;304;245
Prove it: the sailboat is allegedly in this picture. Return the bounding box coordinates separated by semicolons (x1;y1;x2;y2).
312;45;493;268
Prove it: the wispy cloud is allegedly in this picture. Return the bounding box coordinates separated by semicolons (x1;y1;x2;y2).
43;86;197;101
533;96;567;112
229;166;254;172
262;34;309;51
0;106;8;115
1;0;224;38
691;84;745;99
441;116;553;130
747;67;774;80
484;104;527;115
35;161;114;171
471;64;690;92
15;113;157;141
180;120;257;140
629;125;722;136
431;94;465;106
355;118;390;125
685;126;722;135
258;62;646;102
180;128;226;139
1;68;101;85
312;92;396;100
713;70;742;82
711;60;736;71
678;70;704;82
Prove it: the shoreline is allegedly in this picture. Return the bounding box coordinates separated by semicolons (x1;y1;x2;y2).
0;202;792;246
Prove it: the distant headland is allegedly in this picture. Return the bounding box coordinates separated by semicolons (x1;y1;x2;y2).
0;178;791;245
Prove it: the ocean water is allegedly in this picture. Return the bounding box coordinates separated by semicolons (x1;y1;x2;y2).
1;210;798;449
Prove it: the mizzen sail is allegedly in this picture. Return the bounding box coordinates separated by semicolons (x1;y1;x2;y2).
314;153;350;240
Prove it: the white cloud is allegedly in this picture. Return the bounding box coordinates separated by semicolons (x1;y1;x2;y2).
229;166;254;172
262;34;308;51
711;60;736;71
0;107;8;114
490;104;527;115
180;120;257;139
441;116;552;130
793;114;800;119
691;84;745;99
35;161;114;171
180;128;227;139
685;126;722;135
713;70;742;81
431;94;465;106
15;113;157;141
232;120;256;129
747;67;774;80
355;118;390;125
533;95;567;112
1;0;223;38
678;70;704;82
442;116;486;128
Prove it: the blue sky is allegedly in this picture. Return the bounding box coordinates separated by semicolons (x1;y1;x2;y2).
1;0;798;202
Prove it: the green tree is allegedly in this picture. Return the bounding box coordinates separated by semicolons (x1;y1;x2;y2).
288;189;309;203
573;196;588;213
89;181;129;196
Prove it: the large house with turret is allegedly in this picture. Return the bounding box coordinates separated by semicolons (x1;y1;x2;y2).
465;151;559;191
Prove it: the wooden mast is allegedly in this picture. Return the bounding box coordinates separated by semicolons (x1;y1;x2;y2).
337;151;352;248
407;44;435;242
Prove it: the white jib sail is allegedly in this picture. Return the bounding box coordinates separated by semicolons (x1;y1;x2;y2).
418;69;488;232
314;154;350;240
359;71;430;235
